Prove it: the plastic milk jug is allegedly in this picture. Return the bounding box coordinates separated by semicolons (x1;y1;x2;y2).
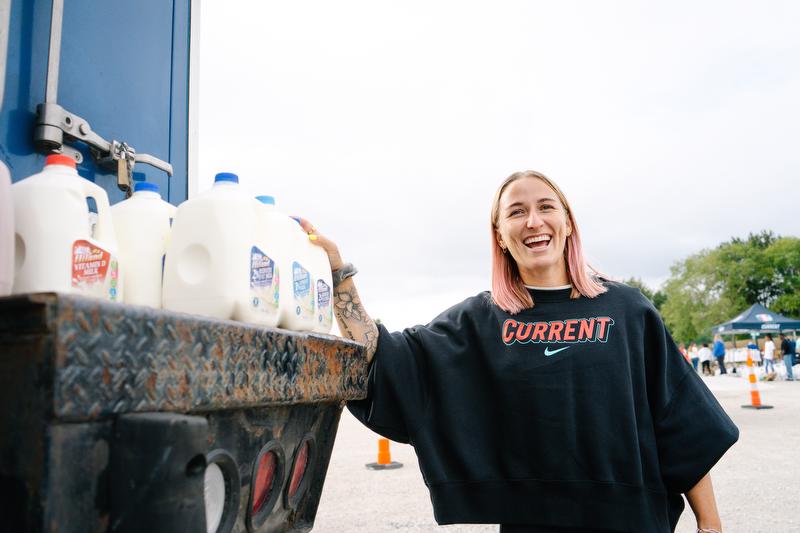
250;196;292;327
271;209;317;332
0;161;13;296
12;155;122;301
111;182;176;308
254;196;314;331
163;172;270;324
226;195;283;327
308;241;333;334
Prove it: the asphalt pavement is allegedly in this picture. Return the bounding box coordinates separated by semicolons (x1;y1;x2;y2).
313;373;800;533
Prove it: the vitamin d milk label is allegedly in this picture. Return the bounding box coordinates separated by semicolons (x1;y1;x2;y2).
72;240;119;301
317;279;332;330
292;261;314;320
249;246;279;313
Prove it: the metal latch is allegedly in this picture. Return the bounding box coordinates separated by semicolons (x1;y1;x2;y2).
32;0;173;196
34;103;173;195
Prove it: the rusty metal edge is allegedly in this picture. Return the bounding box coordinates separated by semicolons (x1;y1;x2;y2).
1;293;369;422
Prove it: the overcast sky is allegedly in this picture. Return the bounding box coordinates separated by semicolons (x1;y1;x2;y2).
198;1;800;330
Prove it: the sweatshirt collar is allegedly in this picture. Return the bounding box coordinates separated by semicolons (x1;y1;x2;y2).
525;285;574;303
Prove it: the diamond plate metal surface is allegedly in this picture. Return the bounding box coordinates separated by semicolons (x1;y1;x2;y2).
0;293;369;532
2;293;368;420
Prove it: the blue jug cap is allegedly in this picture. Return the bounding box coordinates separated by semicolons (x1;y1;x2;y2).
214;172;239;184
134;182;160;194
256;195;275;205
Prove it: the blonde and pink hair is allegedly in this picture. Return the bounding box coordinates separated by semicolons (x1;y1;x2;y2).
490;170;607;314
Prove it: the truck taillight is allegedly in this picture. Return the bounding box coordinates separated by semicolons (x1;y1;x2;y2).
288;441;309;498
252;450;278;514
286;436;315;509
204;450;240;533
247;441;285;530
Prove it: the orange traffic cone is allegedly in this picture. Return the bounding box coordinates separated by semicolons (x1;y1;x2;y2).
365;438;403;470
741;351;773;410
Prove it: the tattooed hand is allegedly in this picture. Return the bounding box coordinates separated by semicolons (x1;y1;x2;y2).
292;216;345;271
293;217;379;362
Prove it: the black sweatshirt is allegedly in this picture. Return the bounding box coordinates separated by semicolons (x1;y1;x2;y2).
348;283;739;532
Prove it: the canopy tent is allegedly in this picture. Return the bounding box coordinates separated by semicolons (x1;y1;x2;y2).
712;304;799;368
712;303;800;335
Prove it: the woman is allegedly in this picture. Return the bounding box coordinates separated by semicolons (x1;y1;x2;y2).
300;170;738;533
689;342;700;372
763;334;776;375
699;343;713;376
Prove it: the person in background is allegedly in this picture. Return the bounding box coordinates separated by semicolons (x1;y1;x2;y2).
712;335;727;375
780;333;794;381
689;342;700;371
764;334;776;375
699;343;713;376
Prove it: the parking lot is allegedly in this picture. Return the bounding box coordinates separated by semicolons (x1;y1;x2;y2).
314;374;800;533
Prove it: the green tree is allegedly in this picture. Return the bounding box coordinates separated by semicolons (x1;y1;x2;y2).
660;232;800;343
621;277;666;311
765;237;800;316
715;231;781;307
660;252;733;343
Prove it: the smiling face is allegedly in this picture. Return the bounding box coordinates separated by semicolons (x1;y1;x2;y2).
494;177;572;286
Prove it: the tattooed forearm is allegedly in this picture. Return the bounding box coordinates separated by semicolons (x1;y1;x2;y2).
362;327;378;357
334;288;365;320
333;278;379;362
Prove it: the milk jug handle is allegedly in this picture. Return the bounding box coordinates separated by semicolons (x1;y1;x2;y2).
79;179;115;243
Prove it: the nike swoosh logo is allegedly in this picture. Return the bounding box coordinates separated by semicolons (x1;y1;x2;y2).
544;346;571;357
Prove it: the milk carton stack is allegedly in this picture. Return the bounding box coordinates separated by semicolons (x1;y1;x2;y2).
6;159;335;333
162;172;333;333
0;162;13;296
255;195;331;332
111;182;176;307
12;155;123;301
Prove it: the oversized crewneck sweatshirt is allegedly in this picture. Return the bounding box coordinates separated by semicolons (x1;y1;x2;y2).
348;283;739;532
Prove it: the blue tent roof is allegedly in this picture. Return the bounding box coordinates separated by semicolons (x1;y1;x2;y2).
713;303;800;334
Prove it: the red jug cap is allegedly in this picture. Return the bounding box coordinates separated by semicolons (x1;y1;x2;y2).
45;154;77;168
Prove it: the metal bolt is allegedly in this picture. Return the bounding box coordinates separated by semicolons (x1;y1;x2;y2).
79;123;90;135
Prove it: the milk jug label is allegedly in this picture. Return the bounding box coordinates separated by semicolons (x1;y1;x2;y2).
72;240;119;301
292;261;314;320
317;279;332;329
249;246;279;313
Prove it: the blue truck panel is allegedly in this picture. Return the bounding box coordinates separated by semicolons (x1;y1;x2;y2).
0;0;190;205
